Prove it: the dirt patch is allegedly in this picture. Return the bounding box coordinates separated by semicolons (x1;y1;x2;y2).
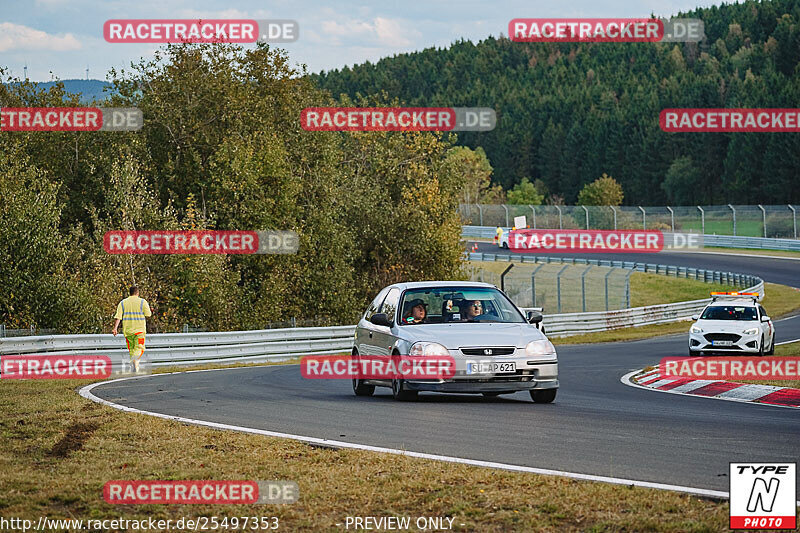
47;421;99;458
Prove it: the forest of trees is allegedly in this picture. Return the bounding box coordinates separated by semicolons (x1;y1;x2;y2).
314;0;800;206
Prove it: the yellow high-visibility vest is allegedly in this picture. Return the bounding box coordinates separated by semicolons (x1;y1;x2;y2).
114;296;152;335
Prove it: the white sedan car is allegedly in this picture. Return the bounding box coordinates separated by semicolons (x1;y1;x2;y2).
688;292;775;356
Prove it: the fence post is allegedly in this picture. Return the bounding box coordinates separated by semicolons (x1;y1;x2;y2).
728;204;736;236
666;206;675;232
758;204;766;238
790;205;797;239
502;204;509;227
529;205;536;229
555;205;563;229
0;324;4;338
531;263;546;307
610;206;617;230
500;263;514;292
475;204;483;226
556;264;569;313
581;265;591;312
638;206;646;230
582;205;589;229
604;269;613;311
697;206;705;234
625;270;633;308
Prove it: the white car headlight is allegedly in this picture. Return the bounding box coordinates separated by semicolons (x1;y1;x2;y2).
525;339;556;358
409;342;449;356
690;325;703;334
743;327;759;336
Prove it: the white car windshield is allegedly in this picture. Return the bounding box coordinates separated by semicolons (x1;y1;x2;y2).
399;287;525;325
700;305;758;321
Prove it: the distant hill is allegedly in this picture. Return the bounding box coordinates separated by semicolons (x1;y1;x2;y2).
25;79;115;103
314;0;800;205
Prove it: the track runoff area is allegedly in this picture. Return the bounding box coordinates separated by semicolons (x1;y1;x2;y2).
72;226;800;532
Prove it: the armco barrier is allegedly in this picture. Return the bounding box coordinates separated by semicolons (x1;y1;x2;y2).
0;259;764;365
462;225;800;252
0;326;355;373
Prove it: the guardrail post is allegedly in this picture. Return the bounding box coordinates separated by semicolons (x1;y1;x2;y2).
502;204;509;227
610;206;617;230
666;206;674;232
555;205;563;229
789;205;797;239
582;205;589;229
638;206;646;230
556;264;569;313
758;204;766;238
529;205;536;229
581;265;591;312
697;206;705;234
475;204;483;226
0;324;4;338
728;204;736;236
531;263;546;307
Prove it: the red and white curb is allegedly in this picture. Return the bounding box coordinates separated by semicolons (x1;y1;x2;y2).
622;366;800;409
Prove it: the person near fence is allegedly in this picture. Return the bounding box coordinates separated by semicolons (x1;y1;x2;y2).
112;286;152;372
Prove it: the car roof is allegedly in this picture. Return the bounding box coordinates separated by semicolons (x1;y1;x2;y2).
389;281;498;291
706;299;758;307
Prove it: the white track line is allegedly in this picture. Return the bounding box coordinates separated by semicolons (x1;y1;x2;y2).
80;369;730;501
662;250;800;262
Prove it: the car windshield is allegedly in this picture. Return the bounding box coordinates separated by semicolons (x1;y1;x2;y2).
398;286;525;325
700;305;758;321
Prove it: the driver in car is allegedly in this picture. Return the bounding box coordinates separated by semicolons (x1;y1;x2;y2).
403;299;428;324
463;300;483;321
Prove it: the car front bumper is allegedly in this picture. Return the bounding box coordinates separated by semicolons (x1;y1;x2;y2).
404;360;558;393
689;331;762;353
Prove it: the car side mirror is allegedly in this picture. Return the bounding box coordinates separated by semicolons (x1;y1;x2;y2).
527;311;543;325
370;313;393;327
761;316;771;322
691;315;699;321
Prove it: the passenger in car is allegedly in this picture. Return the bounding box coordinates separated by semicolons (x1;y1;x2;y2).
463;300;483;321
402;299;428;324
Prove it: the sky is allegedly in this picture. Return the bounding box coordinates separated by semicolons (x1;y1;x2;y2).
2;0;724;82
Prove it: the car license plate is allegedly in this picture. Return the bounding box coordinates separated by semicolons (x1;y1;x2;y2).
711;340;733;346
466;362;516;374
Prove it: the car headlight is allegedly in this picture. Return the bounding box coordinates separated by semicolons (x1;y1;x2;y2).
743;327;759;336
409;342;449;356
690;325;703;334
525;339;556;358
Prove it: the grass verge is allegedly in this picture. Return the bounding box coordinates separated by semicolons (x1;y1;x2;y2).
0;374;731;532
736;342;800;389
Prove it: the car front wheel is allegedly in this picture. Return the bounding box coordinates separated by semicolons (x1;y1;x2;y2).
391;377;418;401
530;389;557;403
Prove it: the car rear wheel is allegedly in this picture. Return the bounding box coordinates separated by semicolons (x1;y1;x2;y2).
351;352;375;396
530;389;557;403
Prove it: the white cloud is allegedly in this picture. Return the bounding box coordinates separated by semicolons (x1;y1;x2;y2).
320;16;420;48
0;22;81;52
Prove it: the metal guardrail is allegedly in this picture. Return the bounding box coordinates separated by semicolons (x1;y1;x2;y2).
0;326;355;372
462;225;800;252
0;257;765;363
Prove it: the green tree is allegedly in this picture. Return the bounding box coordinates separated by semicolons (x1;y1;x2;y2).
662;156;701;205
577;173;624;206
506;177;544;205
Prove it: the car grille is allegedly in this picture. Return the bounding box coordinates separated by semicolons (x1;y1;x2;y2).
703;333;741;343
460;347;515;356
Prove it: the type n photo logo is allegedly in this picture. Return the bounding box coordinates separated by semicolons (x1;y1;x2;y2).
729;463;796;530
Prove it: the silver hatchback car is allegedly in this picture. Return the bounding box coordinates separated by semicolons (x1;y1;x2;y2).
353;281;559;402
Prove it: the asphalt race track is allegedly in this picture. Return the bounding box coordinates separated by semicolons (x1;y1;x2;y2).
91;248;800;494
